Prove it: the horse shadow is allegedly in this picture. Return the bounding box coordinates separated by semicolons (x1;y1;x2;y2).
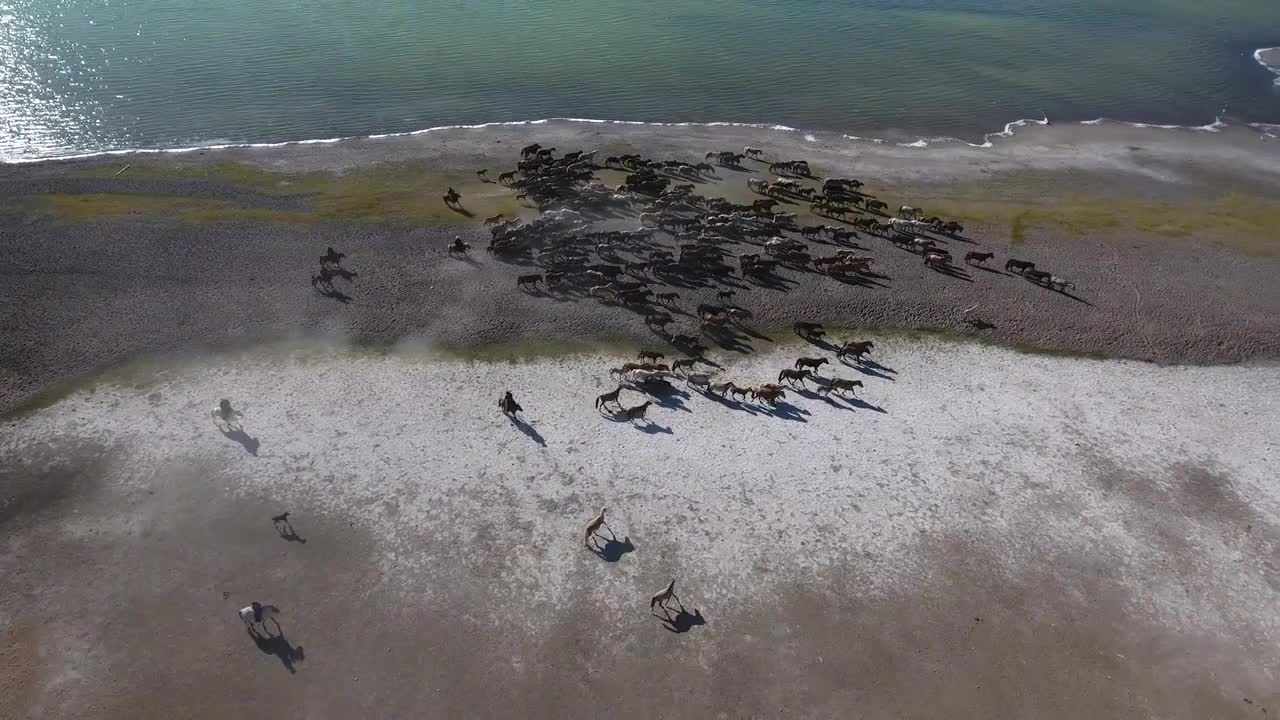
929;264;973;282
968;263;1008;276
705;391;763;416
636;381;691;412
273;518;306;544
247;624;304;673
447;206;475;218
705;331;753;355
635;421;674;435
836;395;887;413
764;401;809;422
508;414;547;447
798;334;837;352
589;532;636;563
963;318;997;331
655;606;707;634
829;273;887;289
220;425;260;455
841;357;896;382
312;285;353;304
1052;287;1094;306
733;324;773;343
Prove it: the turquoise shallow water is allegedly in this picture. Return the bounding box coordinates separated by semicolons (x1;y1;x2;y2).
3;0;1279;160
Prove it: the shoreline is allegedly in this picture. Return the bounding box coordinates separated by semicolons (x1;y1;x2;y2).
3;110;1275;167
1257;46;1280;86
3;120;1280;415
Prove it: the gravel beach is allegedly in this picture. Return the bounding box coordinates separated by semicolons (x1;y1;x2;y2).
2;121;1279;718
1;342;1277;718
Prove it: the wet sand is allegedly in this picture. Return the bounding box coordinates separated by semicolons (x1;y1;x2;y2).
1;342;1277;718
2;121;1280;415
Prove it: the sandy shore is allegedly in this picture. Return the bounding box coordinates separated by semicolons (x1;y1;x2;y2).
1;342;1277;718
2;121;1280;415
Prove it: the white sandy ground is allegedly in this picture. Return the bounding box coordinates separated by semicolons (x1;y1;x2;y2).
2;339;1279;717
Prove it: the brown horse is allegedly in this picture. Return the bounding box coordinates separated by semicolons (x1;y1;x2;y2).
778;369;814;387
752;386;786;405
837;340;874;361
638;350;664;362
964;251;994;266
517;273;543;290
651;579;681;615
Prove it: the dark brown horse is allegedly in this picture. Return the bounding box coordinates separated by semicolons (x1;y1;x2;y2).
818;378;864;397
794;357;829;371
1005;258;1035;274
595;386;623;410
794;321;825;339
622;401;652;422
778;369;814;387
964;251;994;266
837;340;874;361
498;391;522;416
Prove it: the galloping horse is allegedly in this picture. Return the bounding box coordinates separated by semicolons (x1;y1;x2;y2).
499;391;523;416
239;602;281;633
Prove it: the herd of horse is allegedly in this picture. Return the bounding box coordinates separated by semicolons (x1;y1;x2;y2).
593;327;874;419
431;142;1083;415
455;142;1076;339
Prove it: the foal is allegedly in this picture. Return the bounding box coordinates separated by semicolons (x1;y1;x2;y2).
650;579;682;615
584;507;611;550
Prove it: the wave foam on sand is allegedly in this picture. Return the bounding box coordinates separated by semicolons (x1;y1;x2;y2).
2;110;1260;165
1256;47;1280;86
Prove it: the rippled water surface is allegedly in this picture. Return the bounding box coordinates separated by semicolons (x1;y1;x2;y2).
3;0;1279;159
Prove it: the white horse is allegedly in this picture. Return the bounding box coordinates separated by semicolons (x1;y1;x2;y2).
239;602;281;633
1050;276;1076;291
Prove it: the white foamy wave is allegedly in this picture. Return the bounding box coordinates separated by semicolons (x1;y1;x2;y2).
1250;122;1280;138
1077;115;1227;133
0;112;1259;165
1254;47;1280;86
894;115;1050;149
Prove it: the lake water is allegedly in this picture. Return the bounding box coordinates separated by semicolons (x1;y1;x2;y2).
3;0;1279;161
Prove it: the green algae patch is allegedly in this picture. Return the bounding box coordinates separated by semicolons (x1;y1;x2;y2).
59;161;528;226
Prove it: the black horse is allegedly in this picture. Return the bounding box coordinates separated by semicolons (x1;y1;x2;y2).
499;391;523;416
